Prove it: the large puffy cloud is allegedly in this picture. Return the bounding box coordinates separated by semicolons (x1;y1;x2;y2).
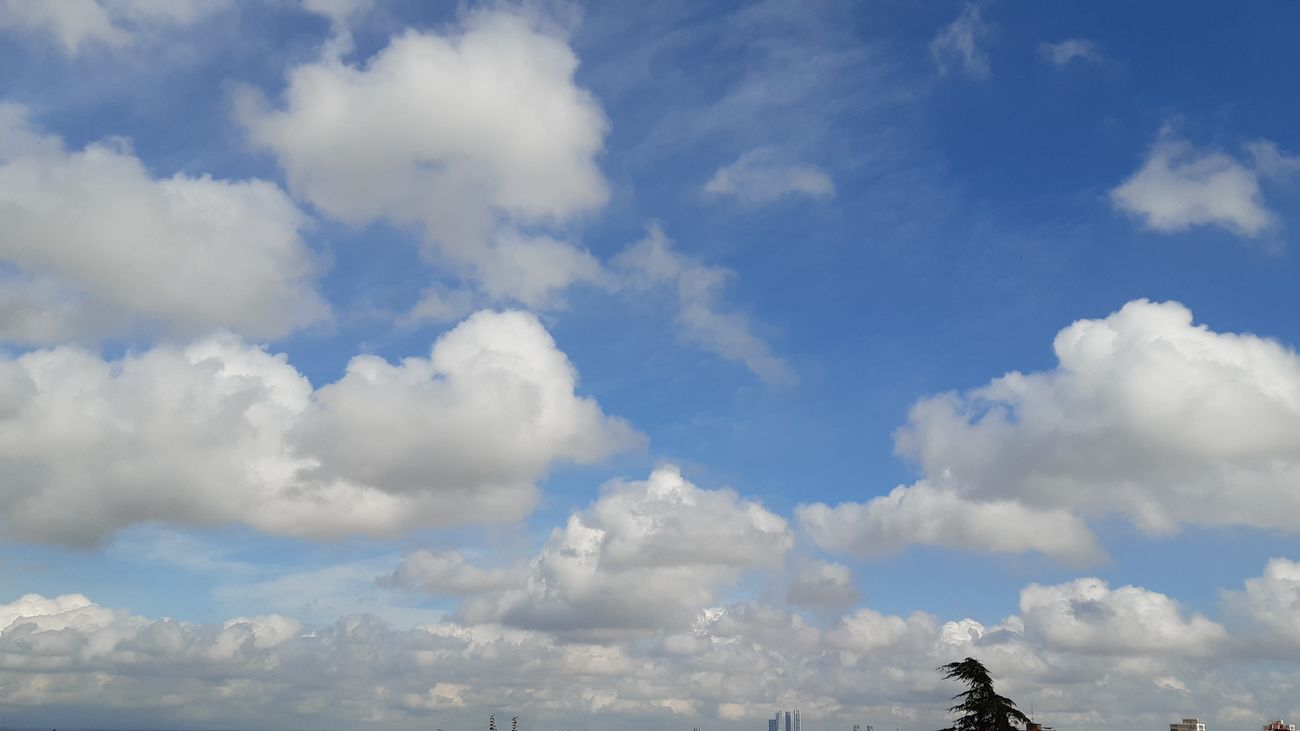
0;105;327;343
1111;128;1300;238
0;310;641;546
460;466;793;637
802;299;1300;559
615;226;795;385
1223;558;1300;653
7;561;1300;730
238;12;792;381
0;0;227;54
1020;578;1227;656
238;9;609;307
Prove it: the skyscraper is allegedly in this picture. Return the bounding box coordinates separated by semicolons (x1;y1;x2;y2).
794;710;800;731
785;711;792;731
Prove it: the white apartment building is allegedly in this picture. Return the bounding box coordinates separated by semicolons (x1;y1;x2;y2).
1170;718;1206;731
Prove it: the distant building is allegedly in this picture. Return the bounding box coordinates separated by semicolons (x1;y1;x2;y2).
1171;718;1206;731
1264;721;1296;731
767;709;801;731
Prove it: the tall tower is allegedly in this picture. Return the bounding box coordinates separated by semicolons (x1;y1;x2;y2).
785;711;792;731
793;710;800;731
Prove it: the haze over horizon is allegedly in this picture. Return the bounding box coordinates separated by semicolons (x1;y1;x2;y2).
2;1;1300;730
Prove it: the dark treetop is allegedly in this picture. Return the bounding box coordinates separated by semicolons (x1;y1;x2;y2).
937;657;1031;731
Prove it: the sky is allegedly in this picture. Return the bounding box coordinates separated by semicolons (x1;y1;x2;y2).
2;1;1300;729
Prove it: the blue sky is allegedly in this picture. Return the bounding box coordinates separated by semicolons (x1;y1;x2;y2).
3;1;1300;729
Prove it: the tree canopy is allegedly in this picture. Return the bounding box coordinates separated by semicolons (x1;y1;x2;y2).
937;657;1030;731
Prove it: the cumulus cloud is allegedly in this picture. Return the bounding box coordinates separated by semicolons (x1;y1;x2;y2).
238;9;609;307
9;561;1300;731
786;560;859;610
0;0;227;54
1020;578;1227;656
1223;558;1300;652
797;481;1103;564
615;226;795;385
1111;128;1300;238
379;550;522;596
0;310;641;546
0;104;327;344
802;299;1300;559
704;148;834;205
461;466;793;637
930;3;992;80
1038;39;1100;66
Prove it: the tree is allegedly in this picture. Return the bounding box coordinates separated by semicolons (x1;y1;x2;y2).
937;657;1029;731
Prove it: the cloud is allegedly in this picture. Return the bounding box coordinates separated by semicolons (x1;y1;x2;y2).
8;561;1300;730
1038;39;1100;66
1110;128;1300;238
930;3;992;80
704;148;834;205
1223;558;1300;652
239;9;788;380
801;298;1300;559
379;550;522;596
0;310;641;546
798;481;1104;564
1020;578;1227;656
461;465;793;637
0;104;327;344
0;0;227;54
238;9;609;307
615;226;795;385
786;560;859;610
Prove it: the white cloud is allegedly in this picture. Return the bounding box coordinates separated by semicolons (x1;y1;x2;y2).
704;148;834;205
786;560;859;610
11;562;1300;730
930;3;991;80
0;104;327;344
1020;578;1227;656
798;481;1103;564
379;549;523;596
1110;128;1298;238
615;226;795;385
461;465;793;637
0;0;227;54
1223;558;1300;651
802;298;1300;559
238;9;609;307
1247;140;1300;181
1038;39;1100;66
0;310;641;546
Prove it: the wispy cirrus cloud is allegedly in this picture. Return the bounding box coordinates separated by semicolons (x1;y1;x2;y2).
930;3;993;80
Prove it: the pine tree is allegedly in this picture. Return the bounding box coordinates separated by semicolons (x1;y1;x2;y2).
937;657;1029;731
